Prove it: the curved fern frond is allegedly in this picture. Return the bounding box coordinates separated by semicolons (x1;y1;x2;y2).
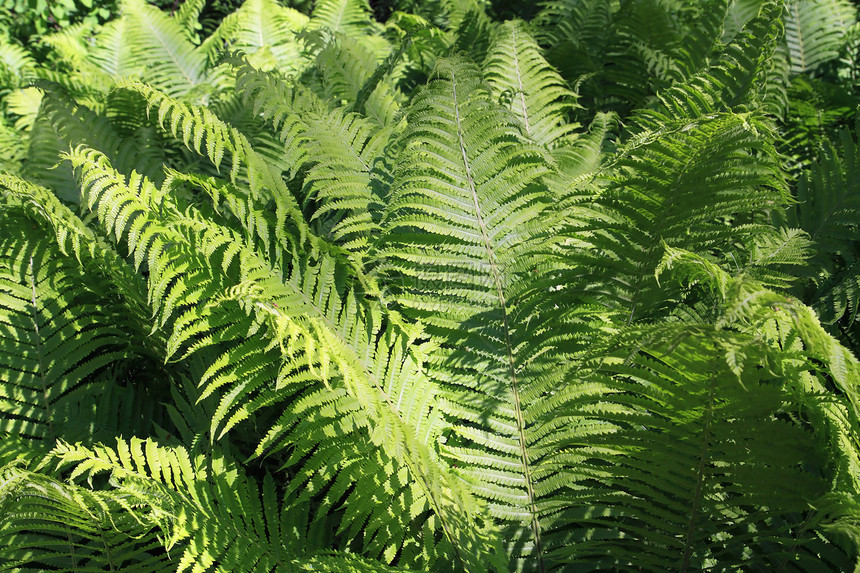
62;145;506;571
0;37;35;90
117;78;309;247
0;461;173;571
174;0;206;44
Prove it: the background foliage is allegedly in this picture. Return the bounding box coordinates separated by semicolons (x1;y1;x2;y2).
2;0;860;571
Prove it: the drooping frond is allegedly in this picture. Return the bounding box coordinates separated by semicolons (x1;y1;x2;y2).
0;461;173;571
116;78;309;247
484;20;577;148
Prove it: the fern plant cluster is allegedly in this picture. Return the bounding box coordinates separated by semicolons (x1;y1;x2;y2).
2;0;860;571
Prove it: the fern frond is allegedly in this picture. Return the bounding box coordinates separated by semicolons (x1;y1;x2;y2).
484;20;577;148
308;0;382;39
116;79;309;247
784;0;856;74
0;461;173;571
312;34;404;126
88;18;141;79
562;109;787;322
0;37;35;89
376;55;568;567
0;180;162;458
62;146;506;571
543;321;855;569
122;0;209;98
174;0;206;44
234;62;393;250
205;0;308;74
792;118;860;326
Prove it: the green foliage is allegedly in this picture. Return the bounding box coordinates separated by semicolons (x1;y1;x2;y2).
1;0;860;571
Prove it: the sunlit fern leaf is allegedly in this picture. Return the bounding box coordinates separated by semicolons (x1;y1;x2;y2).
116;78;309;247
784;0;857;74
62;145;506;571
122;0;209;98
38;23;94;72
88;18;141;80
629;1;781;127
543;321;855;570
484;20;578;148
375;54;567;569
298;108;391;250
205;0;309;75
33;439;430;572
741;227;816;290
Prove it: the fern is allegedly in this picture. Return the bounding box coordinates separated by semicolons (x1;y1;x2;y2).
2;1;860;570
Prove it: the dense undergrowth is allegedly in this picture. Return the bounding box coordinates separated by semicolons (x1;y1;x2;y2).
2;0;860;571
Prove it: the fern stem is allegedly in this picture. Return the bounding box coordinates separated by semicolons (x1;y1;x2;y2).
451;67;546;572
511;26;532;138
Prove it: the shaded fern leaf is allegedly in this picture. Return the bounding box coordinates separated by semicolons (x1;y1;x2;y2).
543;322;852;570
